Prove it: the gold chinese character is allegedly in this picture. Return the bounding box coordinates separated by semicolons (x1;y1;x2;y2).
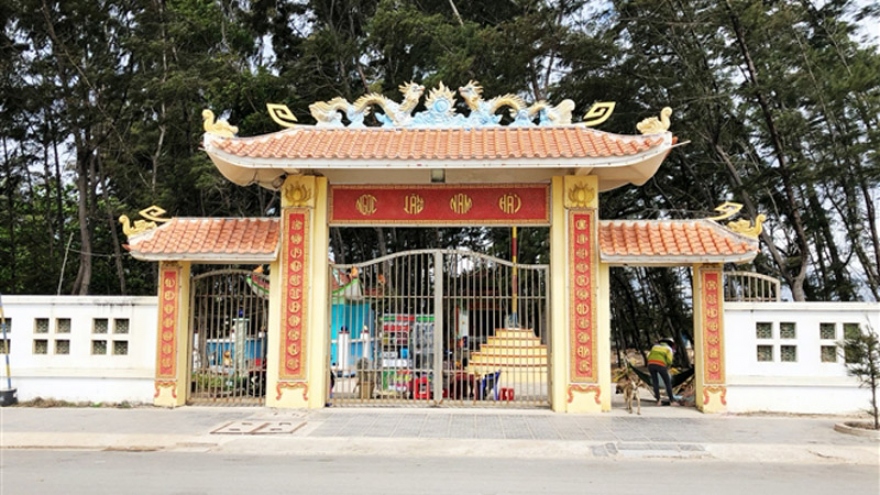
404;194;425;215
356;195;377;216
449;193;473;214
498;193;522;215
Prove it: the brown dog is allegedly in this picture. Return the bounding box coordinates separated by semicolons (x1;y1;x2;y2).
615;368;642;415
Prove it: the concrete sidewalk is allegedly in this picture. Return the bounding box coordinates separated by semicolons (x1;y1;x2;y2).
1;404;877;464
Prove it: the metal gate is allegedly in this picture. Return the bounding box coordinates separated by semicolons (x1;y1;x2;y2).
189;268;269;406
328;249;550;408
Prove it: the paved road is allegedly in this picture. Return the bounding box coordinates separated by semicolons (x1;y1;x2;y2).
1;406;877;465
2;450;878;495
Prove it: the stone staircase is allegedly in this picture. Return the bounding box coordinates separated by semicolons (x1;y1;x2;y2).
468;328;549;384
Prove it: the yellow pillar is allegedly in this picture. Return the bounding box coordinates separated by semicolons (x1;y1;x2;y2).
308;178;330;408
550;175;606;412
596;261;612;411
693;263;727;413
153;260;191;407
550;177;567;411
266;175;330;409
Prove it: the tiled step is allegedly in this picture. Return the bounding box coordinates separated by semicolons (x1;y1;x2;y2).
470;346;547;356
467;327;549;378
469;354;548;366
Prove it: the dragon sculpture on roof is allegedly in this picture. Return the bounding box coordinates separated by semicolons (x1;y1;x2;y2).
306;82;426;128
457;81;526;126
265;80;628;129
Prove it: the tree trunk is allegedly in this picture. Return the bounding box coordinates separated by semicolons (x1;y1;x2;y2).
72;149;93;295
724;0;810;300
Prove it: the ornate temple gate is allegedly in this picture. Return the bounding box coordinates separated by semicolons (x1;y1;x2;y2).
328;249;550;408
127;81;764;413
188;268;269;406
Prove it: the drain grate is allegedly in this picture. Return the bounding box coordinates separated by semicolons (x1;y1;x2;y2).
591;442;709;459
615;442;708;459
212;420;305;435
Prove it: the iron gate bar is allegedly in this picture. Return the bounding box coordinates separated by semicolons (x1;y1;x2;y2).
433;251;444;404
189;268;269;407
329;249;549;409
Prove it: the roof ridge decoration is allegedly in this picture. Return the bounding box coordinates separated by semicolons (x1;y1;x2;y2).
265;80;620;130
707;202;766;239
119;205;170;238
637;107;672;134
202;110;238;137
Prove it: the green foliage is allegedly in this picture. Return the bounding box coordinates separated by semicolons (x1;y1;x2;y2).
0;0;877;360
841;324;880;429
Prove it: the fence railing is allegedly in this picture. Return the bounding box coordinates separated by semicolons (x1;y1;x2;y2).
724;271;781;302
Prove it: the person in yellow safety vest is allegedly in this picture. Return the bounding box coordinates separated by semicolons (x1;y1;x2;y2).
647;338;679;406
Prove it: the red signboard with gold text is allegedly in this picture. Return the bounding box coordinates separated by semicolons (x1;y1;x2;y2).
280;209;309;379
329;184;549;225
701;270;725;384
156;266;179;378
569;210;597;383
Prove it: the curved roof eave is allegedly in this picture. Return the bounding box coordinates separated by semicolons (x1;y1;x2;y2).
203;133;674;192
600;253;759;266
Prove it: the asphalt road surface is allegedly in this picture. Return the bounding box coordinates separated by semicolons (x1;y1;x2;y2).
2;451;878;495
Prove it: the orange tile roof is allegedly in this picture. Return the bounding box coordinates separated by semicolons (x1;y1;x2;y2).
126;216;757;265
211;126;666;161
125;218;280;261
599;219;758;265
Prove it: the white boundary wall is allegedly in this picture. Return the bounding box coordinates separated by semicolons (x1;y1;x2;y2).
724;302;879;415
0;296;158;404
1;296;877;413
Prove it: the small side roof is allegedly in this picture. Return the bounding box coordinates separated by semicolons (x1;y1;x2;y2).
125;216;758;266
599;219;759;266
124;217;280;263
